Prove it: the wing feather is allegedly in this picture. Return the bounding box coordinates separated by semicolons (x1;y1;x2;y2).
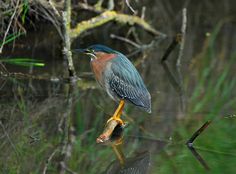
106;53;151;113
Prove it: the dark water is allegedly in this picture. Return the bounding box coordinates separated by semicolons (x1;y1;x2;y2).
1;1;236;173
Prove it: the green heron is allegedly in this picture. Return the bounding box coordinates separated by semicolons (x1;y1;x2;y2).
78;44;151;126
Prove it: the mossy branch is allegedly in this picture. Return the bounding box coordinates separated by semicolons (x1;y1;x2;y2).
70;10;165;39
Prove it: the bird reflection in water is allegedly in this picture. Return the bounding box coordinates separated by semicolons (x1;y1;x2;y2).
97;120;150;174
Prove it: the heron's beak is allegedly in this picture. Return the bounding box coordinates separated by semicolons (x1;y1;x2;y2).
72;48;96;60
84;49;92;55
72;48;87;53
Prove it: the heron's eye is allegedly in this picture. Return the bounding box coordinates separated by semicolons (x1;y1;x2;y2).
86;49;95;55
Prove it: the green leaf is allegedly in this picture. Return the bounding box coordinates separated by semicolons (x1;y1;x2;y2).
0;58;45;67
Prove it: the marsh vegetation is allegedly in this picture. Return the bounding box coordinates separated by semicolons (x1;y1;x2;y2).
0;0;236;173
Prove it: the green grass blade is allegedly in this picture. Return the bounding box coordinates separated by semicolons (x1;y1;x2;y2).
0;32;24;47
21;0;29;24
0;58;45;67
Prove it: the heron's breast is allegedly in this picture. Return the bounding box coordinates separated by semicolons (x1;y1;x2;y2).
90;53;116;85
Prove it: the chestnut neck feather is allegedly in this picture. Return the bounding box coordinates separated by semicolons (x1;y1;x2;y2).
90;52;116;85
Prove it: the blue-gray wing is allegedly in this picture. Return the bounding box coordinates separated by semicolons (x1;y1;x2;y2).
107;53;151;113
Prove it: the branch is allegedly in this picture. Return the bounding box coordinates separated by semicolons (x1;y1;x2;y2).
0;71;98;90
77;2;104;13
110;33;159;51
110;34;141;48
175;8;187;114
62;0;77;79
70;10;166;39
176;8;187;67
59;84;77;174
125;0;137;14
96;120;119;143
96;119;125;144
48;0;61;18
42;148;59;174
110;33;162;65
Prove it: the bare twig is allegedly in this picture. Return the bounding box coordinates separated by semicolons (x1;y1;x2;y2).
42;148;59;174
30;1;63;37
177;8;187;67
94;0;104;11
110;34;140;48
176;8;187;115
141;6;146;19
129;27;142;44
110;33;163;64
224;114;236;119
77;2;104;13
125;0;137;14
110;33;160;50
108;0;115;10
48;0;61;18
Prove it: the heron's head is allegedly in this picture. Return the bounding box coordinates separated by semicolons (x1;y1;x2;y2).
75;44;117;60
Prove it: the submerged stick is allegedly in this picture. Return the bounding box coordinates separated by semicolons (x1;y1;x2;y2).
188;146;210;171
186;120;212;170
186;120;212;147
161;35;180;62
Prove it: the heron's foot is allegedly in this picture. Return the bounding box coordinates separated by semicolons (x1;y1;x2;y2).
106;116;125;127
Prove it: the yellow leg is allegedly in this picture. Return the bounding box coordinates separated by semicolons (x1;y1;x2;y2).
107;100;125;126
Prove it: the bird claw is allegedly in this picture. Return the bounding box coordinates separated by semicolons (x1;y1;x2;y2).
106;116;125;127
